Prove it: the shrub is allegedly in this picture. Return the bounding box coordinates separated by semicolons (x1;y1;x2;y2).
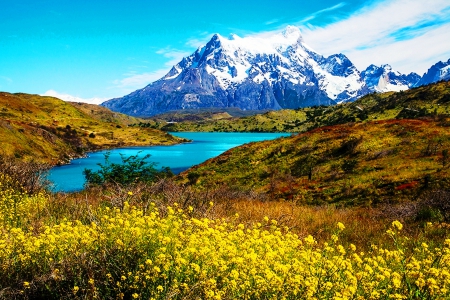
0;155;51;194
83;152;173;187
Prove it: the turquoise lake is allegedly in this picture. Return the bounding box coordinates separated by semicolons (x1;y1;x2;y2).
48;132;290;192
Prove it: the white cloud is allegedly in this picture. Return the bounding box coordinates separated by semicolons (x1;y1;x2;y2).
299;0;450;74
112;70;169;90
112;48;192;93
156;48;191;67
265;19;279;25
42;90;107;105
298;2;346;23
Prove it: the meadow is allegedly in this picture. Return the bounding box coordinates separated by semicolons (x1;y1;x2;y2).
0;164;450;299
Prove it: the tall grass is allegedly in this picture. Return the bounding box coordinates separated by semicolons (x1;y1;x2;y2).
0;158;449;299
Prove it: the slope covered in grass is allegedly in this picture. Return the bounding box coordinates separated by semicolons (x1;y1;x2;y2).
160;80;450;132
0;92;184;164
178;117;450;206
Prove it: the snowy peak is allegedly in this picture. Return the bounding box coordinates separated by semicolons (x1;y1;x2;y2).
281;25;303;43
102;25;369;116
101;26;448;117
320;53;357;77
361;64;420;92
212;26;305;55
163;26;318;92
416;58;450;86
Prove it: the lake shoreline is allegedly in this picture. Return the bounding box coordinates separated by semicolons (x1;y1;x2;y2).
49;132;290;192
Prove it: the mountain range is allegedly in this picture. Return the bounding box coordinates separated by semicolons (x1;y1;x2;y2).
101;26;450;117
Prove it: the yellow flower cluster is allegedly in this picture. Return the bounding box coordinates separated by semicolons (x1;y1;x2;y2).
0;196;449;299
0;174;47;229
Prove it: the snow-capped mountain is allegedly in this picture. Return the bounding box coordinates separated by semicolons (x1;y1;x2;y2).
101;26;445;117
361;64;420;93
102;26;369;116
416;59;450;86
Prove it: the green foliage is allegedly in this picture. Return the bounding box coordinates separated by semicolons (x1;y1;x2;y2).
187;171;201;185
415;206;444;222
83;152;173;186
442;149;449;167
292;155;318;180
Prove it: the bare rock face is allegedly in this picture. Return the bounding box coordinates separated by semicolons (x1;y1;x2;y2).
361;64;420;93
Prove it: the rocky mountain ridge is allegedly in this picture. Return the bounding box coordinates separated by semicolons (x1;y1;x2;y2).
102;26;449;117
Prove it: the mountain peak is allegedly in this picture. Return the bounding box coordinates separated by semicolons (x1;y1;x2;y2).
280;25;303;44
228;33;240;40
381;64;392;71
282;25;301;37
361;64;418;92
101;31;446;117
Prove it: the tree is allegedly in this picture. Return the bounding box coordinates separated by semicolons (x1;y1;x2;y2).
83;152;173;186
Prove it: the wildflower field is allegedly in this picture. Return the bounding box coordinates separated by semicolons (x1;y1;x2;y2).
1;173;450;299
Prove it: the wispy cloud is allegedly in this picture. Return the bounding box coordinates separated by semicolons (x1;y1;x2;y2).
300;0;450;74
265;19;279;25
42;90;107;105
156;48;191;67
112;70;169;90
112;47;192;93
0;76;13;84
185;32;212;49
298;2;347;24
0;76;13;89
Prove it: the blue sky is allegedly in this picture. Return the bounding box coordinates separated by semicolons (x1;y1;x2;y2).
1;0;449;104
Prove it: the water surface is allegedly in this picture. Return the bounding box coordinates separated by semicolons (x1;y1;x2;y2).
48;132;290;192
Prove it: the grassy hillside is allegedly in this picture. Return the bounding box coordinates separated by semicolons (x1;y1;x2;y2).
1;86;450;299
0;92;185;164
177;117;450;206
160;80;450;132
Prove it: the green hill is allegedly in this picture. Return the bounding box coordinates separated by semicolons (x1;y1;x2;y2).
177;117;450;206
160;80;450;132
0;92;184;164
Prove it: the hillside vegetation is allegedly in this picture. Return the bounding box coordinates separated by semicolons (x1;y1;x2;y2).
178;117;450;206
1;162;450;299
160;80;450;132
0;93;184;164
1;83;450;299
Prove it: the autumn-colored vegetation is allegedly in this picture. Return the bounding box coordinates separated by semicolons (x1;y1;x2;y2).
0;92;184;164
1;82;450;299
178;118;450;207
1;169;450;299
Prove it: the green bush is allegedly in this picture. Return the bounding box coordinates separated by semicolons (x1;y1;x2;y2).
83;152;173;186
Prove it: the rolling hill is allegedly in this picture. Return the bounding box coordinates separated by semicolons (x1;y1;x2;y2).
175;96;450;206
0;92;185;164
